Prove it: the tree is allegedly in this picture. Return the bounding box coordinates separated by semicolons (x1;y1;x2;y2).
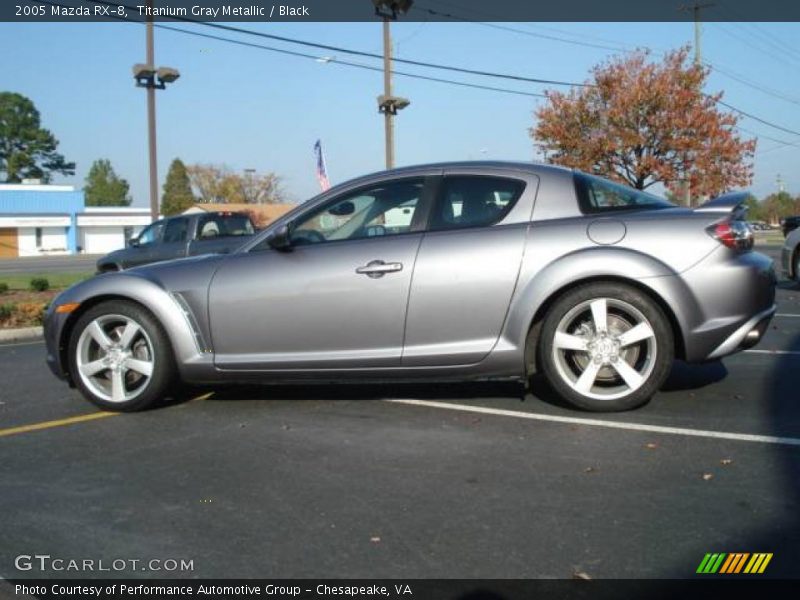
187;163;284;204
761;191;797;224
742;194;766;222
84;159;131;206
0;92;75;182
531;48;756;201
161;158;195;215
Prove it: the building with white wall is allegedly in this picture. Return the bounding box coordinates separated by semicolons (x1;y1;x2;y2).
0;183;152;257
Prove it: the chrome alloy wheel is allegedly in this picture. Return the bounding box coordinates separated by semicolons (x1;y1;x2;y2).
75;314;155;403
551;297;657;401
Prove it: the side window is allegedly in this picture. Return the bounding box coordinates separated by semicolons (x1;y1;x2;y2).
289;179;424;246
138;221;165;245
163;217;189;243
574;173;673;213
430;176;525;231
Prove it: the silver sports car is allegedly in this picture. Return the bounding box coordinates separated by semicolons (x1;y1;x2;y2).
781;226;800;284
44;162;776;412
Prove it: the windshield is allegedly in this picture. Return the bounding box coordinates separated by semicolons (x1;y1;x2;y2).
574;172;674;214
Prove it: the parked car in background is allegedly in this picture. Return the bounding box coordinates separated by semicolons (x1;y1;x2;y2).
45;162;776;413
95;211;256;271
781;226;800;284
782;215;800;237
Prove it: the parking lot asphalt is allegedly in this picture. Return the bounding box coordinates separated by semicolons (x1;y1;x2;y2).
0;245;798;580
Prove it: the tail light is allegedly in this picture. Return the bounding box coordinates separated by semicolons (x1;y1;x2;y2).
706;220;754;251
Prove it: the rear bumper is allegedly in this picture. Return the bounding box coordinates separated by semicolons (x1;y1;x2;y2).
706;305;776;359
678;250;776;362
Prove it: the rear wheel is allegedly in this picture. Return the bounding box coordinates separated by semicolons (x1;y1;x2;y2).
538;283;673;412
68;300;175;412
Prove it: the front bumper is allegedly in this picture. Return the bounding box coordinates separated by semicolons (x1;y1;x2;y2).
781;245;795;280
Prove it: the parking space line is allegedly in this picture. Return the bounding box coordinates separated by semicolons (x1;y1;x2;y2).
744;349;800;356
385;399;800;447
775;313;800;318
0;411;118;438
0;340;45;348
0;392;214;439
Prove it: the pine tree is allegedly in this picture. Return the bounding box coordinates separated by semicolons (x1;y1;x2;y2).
161;158;195;215
84;159;131;206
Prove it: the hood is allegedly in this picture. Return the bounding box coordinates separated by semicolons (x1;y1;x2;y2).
122;253;227;293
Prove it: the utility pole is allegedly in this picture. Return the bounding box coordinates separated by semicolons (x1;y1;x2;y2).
681;1;715;65
373;1;412;169
382;17;394;169
145;0;158;221
133;0;180;222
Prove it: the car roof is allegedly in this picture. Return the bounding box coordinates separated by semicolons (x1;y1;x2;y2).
366;160;572;178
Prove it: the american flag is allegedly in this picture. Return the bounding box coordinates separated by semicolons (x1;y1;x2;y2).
314;139;331;192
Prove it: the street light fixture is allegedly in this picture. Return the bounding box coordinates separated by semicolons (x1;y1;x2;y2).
133;64;181;90
372;0;413;169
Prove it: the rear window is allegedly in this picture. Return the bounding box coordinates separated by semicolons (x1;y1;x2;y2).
197;214;255;239
574;172;673;214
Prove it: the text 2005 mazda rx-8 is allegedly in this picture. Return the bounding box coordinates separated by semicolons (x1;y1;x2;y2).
44;162;776;412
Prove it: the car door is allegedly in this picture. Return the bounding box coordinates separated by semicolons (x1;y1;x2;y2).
208;176;435;371
157;216;191;262
123;220;165;268
402;169;539;366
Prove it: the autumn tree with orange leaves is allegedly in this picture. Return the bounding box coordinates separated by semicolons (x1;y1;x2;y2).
531;48;756;202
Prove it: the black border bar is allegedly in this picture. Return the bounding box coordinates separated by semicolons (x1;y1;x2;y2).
5;0;800;22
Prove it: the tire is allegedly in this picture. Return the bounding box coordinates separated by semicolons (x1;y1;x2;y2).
67;300;175;412
538;282;674;412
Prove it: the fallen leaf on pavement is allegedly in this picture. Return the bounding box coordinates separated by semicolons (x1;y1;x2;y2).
572;570;591;580
702;473;714;481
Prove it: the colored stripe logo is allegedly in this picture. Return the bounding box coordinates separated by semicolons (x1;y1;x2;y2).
696;553;773;574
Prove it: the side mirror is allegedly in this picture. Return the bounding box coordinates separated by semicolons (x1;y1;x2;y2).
266;224;292;251
128;237;140;248
328;201;355;216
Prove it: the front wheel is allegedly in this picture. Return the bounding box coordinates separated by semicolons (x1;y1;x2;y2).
68;300;175;412
538;283;674;412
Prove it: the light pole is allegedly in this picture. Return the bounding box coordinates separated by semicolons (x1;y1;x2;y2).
372;0;413;169
243;168;257;204
133;0;180;222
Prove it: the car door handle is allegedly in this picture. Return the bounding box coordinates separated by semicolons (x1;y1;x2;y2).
356;260;403;278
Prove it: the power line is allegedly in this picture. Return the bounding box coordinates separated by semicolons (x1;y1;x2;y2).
716;99;800;137
83;0;589;89
156;22;549;99
412;4;628;53
56;1;800;139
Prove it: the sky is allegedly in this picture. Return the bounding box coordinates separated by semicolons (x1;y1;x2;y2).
2;16;800;207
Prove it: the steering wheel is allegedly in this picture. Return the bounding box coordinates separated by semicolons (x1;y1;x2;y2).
291;229;326;245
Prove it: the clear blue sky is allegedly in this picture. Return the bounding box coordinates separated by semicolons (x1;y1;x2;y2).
2;19;799;206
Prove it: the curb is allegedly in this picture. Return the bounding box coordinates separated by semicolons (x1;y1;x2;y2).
0;326;43;343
